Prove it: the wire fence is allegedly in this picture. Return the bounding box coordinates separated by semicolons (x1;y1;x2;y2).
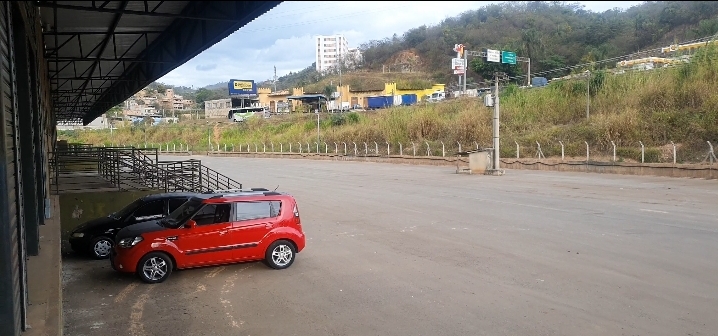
107;139;718;166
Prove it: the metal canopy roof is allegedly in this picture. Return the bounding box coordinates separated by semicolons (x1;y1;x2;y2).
37;1;281;125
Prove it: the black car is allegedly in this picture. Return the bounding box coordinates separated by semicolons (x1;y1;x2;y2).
68;192;199;259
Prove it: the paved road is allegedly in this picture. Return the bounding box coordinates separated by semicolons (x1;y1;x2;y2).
63;156;718;336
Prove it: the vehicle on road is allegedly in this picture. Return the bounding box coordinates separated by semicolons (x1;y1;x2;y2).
68;193;199;259
110;189;306;284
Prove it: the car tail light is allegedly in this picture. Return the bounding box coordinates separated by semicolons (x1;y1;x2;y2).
293;203;301;225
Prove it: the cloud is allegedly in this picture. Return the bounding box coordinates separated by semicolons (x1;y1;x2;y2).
195;64;218;71
158;1;645;88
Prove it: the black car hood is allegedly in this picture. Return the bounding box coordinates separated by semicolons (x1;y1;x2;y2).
116;220;167;240
72;216;119;234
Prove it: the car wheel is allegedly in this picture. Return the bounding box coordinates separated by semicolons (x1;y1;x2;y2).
90;236;114;259
136;252;173;284
264;240;296;270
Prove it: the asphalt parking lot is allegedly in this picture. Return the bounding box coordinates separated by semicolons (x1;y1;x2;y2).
63;156;718;336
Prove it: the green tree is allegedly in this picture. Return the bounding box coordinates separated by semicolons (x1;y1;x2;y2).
469;58;521;80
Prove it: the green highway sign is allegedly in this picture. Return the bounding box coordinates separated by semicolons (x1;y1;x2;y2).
501;51;516;65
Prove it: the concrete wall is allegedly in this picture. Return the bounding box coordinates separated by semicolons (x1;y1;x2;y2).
206;152;718;180
58;190;162;240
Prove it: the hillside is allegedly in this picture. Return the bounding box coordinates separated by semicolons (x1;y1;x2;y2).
60;45;718;163
358;1;718;86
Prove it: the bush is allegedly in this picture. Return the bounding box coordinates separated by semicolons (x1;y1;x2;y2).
346;112;360;124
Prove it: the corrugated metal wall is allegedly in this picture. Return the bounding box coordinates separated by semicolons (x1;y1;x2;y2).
0;2;49;335
0;1;24;334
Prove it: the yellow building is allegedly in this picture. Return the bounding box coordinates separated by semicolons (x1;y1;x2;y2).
258;82;445;111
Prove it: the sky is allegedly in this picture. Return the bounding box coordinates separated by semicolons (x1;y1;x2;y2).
158;1;645;88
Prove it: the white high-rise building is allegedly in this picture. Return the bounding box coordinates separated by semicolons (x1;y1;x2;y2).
315;34;350;73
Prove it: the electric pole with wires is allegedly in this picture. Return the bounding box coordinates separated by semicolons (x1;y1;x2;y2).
489;71;507;176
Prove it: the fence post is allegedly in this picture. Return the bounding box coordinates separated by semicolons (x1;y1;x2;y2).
334;142;338;154
515;141;520;159
412;142;416;156
255;143;258;152
374;141;378;155
353;142;357;156
364;142;368;155
173;143;176;152
474;141;479;150
536;141;544;159
282;143;285;153
610;141;616;162
559;141;564;161
271;142;274;152
325;142;328;153
316;142;319;153
670;141;676;165
306;142;310;153
298;142;302;153
246;143;250;153
639;141;645;163
457;141;461;153
585;141;590;162
425;141;430;156
343;142;347;155
399;143;403;156
441;141;445;157
386;141;390;156
217;144;220;152
263;143;266;153
232;144;235;152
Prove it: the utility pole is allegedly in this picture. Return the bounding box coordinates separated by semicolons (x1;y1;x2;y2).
585;70;590;120
463;49;468;95
317;111;320;145
273;66;277;92
492;72;506;175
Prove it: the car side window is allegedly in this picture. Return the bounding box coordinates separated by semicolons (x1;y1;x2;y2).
234;201;275;221
168;198;188;214
270;201;282;218
192;204;232;226
132;200;164;221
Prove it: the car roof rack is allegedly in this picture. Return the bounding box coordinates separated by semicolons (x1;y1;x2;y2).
203;188;269;194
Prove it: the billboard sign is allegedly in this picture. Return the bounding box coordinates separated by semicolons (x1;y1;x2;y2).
453;69;465;75
501;51;517;64
228;79;257;95
486;49;500;63
452;58;465;70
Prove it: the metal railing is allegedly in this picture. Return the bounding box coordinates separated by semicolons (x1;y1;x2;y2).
50;144;242;194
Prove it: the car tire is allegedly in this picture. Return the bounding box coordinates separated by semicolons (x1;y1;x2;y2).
264;240;296;270
136;252;173;284
89;236;114;260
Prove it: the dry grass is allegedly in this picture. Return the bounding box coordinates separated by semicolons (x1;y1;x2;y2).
61;47;718;163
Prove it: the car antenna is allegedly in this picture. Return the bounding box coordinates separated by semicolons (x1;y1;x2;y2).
274;185;279;191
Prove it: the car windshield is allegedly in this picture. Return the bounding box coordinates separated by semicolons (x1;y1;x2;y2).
162;199;204;228
110;199;143;220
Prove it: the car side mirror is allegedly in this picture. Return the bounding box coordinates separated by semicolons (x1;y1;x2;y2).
185;219;196;229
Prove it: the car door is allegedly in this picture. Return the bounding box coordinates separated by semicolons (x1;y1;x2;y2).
172;203;234;267
231;201;281;260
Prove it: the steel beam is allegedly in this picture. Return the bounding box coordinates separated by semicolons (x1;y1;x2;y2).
35;1;247;22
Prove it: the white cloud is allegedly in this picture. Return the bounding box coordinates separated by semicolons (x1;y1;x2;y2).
158;1;645;87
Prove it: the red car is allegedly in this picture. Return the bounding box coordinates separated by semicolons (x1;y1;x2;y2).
110;190;306;283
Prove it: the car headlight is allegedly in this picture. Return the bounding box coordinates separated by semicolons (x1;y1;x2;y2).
117;236;143;248
71;232;84;238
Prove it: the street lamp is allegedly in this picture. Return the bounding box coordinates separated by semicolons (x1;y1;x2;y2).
584;70;590;120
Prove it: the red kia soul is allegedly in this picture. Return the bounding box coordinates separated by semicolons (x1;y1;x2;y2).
110;190;306;283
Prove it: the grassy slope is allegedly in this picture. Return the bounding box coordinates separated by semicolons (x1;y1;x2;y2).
62;48;718;163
